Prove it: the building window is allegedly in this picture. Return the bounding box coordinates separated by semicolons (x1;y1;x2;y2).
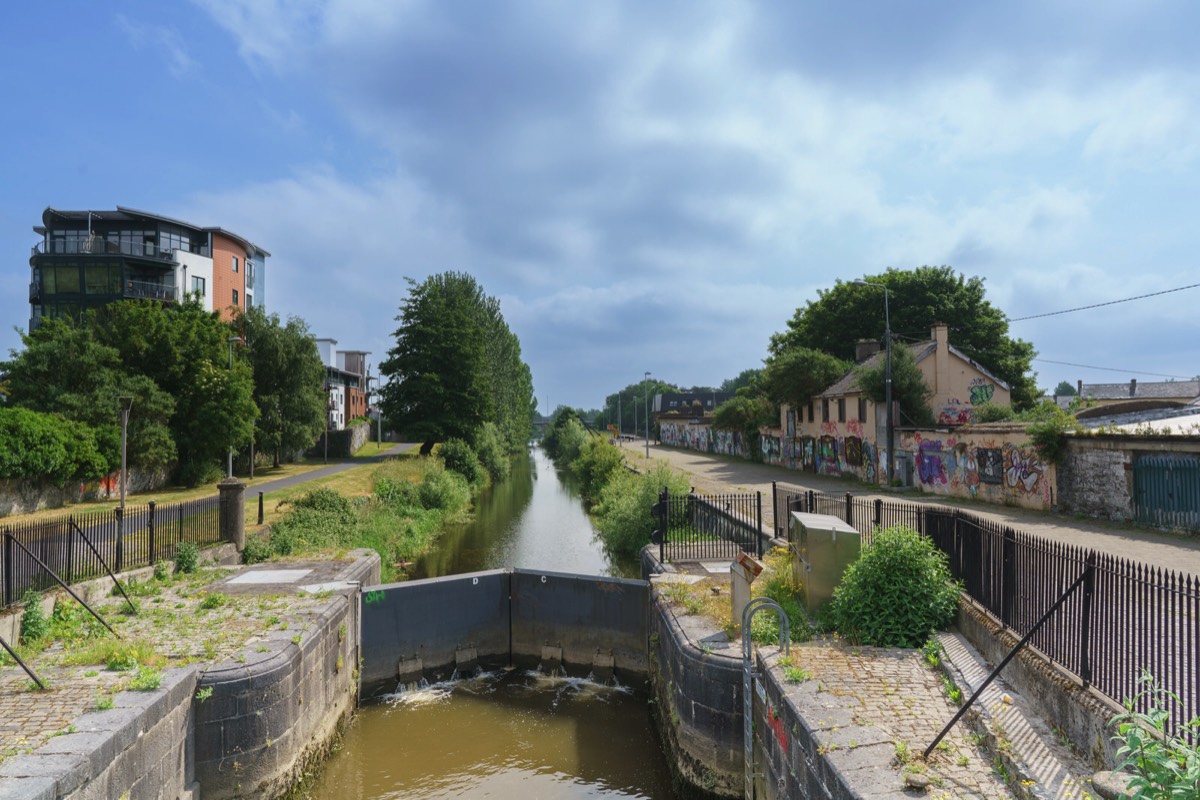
837;398;846;422
807;402;814;423
232;256;239;273
232;288;239;306
191;276;206;297
821;399;829;422
858;397;867;421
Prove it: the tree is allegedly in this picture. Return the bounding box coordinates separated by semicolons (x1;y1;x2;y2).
770;266;1038;409
601;379;677;434
712;391;775;461
380;272;534;455
235;306;326;468
854;344;934;426
1053;380;1077;397
720;369;762;393
761;347;851;409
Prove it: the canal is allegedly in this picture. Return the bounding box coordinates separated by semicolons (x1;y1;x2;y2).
301;447;677;799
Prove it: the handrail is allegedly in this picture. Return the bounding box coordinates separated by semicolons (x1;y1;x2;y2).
922;552;1095;759
3;533;120;638
70;520;137;615
0;631;46;690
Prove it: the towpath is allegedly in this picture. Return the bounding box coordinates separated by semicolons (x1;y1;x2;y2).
618;440;1200;576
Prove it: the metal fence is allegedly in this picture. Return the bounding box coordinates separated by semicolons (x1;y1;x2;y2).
771;481;1200;739
656;488;763;563
2;496;221;608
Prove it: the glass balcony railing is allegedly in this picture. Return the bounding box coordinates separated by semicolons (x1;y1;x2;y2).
31;239;210;260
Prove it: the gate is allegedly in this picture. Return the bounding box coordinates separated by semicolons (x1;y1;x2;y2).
1133;454;1200;531
654;489;763;563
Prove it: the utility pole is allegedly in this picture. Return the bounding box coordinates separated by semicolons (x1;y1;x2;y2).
644;371;651;459
226;336;243;479
617;393;622;438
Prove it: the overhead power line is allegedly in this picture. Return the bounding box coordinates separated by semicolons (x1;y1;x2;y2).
1032;358;1195;380
1010;283;1200;322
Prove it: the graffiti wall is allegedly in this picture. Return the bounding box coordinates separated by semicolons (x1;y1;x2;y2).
900;426;1054;510
660;421;750;459
935;378;999;426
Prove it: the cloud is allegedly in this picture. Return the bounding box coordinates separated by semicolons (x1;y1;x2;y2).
116;15;197;77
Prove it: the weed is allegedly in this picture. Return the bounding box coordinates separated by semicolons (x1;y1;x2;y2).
129;665;163;691
291;634;303;645
940;673;963;704
174;542;199;575
992;756;1013;784
199;593;228;610
893;739;911;765
1111;671;1200;799
956;754;969;767
153;560;171;581
19;591;49;644
783;665;812;683
94;695;115;711
195;687;213;702
921;638;942;668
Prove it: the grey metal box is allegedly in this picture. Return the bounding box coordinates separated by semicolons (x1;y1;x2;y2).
789;512;861;613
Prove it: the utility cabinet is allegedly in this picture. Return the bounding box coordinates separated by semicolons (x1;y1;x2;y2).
789;512;861;613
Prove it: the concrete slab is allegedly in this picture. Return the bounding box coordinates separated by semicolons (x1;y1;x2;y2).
226;569;313;584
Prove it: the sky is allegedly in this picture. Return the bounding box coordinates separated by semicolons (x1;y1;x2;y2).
3;1;1199;411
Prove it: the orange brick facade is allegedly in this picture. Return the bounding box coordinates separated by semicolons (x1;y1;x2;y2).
211;233;248;322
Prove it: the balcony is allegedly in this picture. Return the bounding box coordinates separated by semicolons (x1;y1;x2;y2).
31;238;209;261
29;281;39;303
124;279;179;303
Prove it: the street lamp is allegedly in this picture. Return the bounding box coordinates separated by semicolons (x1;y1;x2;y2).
852;280;893;484
117;396;133;508
644;371;651;459
227;336;244;479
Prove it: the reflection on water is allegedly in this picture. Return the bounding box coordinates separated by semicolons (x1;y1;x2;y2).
300;669;675;799
410;447;638;579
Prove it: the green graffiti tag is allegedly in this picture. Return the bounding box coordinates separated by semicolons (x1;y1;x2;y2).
364;590;385;605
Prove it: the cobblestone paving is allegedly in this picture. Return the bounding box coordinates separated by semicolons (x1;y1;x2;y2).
0;666;126;762
768;639;1014;799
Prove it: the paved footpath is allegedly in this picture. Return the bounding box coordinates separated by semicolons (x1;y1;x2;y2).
619;441;1200;577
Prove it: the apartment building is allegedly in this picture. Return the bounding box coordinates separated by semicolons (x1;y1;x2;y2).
28;206;268;330
316;339;372;430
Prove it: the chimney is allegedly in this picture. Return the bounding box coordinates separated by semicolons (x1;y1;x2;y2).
1130;378;1137;398
932;322;949;352
855;339;881;362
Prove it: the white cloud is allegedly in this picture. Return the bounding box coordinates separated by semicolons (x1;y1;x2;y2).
116;15;197;77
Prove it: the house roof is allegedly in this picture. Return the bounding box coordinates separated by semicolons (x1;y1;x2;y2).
817;337;1009;399
37;206;271;257
1079;380;1200;401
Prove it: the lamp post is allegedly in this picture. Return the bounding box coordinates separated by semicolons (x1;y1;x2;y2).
227;336;244;479
852;280;893;484
644;371;651;459
117;396;133;508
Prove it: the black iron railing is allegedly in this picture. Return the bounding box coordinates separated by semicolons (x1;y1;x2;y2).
656;488;763;563
1;495;221;608
769;481;1200;740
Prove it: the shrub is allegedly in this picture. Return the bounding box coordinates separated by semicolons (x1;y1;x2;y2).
0;407;107;485
438;438;485;485
241;535;272;565
285;488;354;518
1111;671;1200;798
417;461;471;512
153;560;171;581
174;541;199;575
831;525;961;647
374;476;421;509
572;436;625;501
473;422;511;482
972;402;1014;423
594;463;691;562
20;591;50;644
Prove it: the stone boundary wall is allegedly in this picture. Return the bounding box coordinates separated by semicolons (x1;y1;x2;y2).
0;467;168;518
1058;434;1200;524
0;667;200;800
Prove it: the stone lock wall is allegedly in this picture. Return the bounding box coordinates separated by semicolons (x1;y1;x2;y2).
1056;442;1132;521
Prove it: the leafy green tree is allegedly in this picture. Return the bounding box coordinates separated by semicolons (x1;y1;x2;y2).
720;369;762;393
602;378;677;434
761;347;850;409
853;344;934;426
235;306;326;468
380;273;533;456
770;266;1038;409
1053;380;1077;397
0;407;107;485
712;391;775;461
91;300;256;485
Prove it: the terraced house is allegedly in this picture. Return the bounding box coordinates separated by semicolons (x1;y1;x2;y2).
28;206;268;330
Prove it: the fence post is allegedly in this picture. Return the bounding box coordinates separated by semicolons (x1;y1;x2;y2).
3;531;12;607
178;502;185;545
660;487;669;564
874;498;882;528
147;502;157;565
807;490;815;513
114;507;124;574
1001;528;1017;626
65;516;75;585
218;479;247;552
771;482;778;536
756;491;763;558
1078;552;1096;688
845;493;853;527
258;492;264;525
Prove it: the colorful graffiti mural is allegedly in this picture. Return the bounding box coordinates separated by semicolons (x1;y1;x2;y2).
659;421;749;458
937;398;974;426
969;378;995;406
903;432;1052;509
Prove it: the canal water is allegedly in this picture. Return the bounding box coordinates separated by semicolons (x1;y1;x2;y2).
301;447;677;799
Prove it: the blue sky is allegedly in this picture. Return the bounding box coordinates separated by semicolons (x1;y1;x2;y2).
3;1;1199;410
